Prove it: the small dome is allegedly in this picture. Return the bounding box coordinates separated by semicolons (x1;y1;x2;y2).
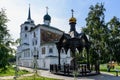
44;14;51;21
69;17;76;23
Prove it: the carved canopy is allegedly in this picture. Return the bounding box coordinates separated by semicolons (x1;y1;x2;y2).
56;33;90;54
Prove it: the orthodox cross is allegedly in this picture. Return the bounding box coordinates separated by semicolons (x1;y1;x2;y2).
71;9;74;17
46;6;49;14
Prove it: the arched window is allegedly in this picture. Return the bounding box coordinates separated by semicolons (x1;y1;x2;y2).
25;34;27;37
32;41;34;45
35;40;37;45
34;32;36;38
49;48;53;53
25;26;28;31
61;48;64;53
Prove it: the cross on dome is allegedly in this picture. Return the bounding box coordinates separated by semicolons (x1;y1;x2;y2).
43;6;51;25
46;6;49;14
69;9;76;23
71;9;74;17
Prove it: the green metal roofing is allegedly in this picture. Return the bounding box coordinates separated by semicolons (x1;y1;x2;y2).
44;13;51;21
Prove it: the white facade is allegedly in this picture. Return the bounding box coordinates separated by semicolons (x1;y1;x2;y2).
17;7;72;69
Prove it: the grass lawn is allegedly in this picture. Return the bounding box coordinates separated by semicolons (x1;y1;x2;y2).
16;74;60;80
0;66;30;76
100;64;120;75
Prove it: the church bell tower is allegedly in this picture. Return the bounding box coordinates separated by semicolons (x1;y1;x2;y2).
20;5;35;45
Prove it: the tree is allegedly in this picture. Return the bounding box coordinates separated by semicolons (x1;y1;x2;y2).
82;3;109;64
75;48;87;64
0;8;13;70
107;16;120;63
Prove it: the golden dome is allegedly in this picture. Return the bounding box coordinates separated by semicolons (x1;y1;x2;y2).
69;17;76;23
69;9;76;23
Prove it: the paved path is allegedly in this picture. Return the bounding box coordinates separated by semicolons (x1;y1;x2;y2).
0;67;120;80
39;70;120;80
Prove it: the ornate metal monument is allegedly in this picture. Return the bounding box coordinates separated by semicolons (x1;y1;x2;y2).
50;10;100;76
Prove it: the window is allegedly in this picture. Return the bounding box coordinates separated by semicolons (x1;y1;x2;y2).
35;40;37;45
49;48;53;53
42;47;45;54
25;26;28;31
32;41;34;45
25;34;27;37
34;32;36;38
61;48;64;53
37;50;39;55
31;27;33;30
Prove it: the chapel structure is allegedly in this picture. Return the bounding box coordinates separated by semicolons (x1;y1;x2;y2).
17;6;71;69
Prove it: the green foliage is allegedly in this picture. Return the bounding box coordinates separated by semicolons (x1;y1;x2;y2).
83;3;107;64
100;64;120;75
0;66;29;76
0;8;14;70
107;16;120;63
76;48;87;64
83;3;120;64
8;54;16;64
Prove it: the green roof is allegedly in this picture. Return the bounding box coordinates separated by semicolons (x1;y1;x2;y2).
44;14;51;21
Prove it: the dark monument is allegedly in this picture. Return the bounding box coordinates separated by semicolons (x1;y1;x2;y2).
50;9;100;76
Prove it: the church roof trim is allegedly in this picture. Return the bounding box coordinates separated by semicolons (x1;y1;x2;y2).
41;41;56;46
29;24;64;32
41;24;63;32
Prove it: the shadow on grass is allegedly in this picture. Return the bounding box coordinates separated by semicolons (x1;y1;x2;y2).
17;74;60;80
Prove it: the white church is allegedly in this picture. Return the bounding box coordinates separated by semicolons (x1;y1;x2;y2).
16;6;72;69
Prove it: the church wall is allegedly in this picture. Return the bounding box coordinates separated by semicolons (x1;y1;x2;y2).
17;14;72;69
40;44;58;57
20;59;33;67
37;57;59;69
37;59;42;68
29;26;41;58
37;58;50;69
47;57;58;69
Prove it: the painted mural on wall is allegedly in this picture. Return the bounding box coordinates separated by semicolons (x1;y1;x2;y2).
41;29;62;43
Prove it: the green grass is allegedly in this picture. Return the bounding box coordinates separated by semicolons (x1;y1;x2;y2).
0;66;30;76
100;64;120;75
16;74;60;80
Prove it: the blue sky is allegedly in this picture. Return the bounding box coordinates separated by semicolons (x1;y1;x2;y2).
0;0;120;40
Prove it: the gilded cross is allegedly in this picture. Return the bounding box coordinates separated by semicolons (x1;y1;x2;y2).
71;9;74;17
